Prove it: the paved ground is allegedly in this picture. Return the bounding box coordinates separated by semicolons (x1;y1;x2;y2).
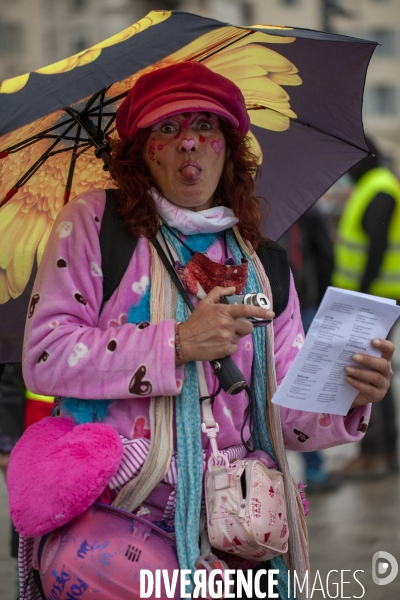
1;328;399;599
287;449;400;600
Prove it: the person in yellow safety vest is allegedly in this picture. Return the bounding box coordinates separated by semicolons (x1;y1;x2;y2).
333;136;399;479
333;156;400;298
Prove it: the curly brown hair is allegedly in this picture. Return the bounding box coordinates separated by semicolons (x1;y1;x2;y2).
109;120;266;249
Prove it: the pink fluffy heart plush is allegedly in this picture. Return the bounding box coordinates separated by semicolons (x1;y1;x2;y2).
7;416;123;538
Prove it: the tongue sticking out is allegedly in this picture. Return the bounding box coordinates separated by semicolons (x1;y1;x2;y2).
179;165;202;183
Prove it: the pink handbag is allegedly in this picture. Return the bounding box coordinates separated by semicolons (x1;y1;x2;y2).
34;503;179;600
7;416;123;537
204;455;289;561
199;363;289;562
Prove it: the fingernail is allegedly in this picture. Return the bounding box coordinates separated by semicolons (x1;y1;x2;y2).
353;353;362;361
373;339;381;346
346;366;355;374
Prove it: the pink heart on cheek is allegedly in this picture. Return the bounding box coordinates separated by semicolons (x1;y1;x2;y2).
210;138;225;158
181;139;195;151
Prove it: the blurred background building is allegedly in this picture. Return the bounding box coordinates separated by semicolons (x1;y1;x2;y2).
0;0;399;171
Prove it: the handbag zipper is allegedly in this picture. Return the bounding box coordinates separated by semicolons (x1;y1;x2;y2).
233;461;248;521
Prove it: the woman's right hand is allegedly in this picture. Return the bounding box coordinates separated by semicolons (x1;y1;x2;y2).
176;286;275;364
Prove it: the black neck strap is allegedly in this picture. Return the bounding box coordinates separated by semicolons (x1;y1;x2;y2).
150;235;195;312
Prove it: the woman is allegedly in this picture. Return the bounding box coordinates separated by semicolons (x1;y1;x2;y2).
13;62;393;599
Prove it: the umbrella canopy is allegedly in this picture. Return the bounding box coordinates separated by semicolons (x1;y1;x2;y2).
0;10;376;362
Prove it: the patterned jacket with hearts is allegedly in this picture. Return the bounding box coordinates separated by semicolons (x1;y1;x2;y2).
22;189;371;471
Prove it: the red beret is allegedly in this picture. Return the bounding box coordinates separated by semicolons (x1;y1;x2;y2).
116;61;250;140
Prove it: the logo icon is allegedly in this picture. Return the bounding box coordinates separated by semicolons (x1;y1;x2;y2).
372;551;398;586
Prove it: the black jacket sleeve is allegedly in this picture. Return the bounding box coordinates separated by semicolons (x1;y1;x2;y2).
360;193;395;294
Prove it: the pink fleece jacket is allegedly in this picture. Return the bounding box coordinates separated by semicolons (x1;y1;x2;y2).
22;189;370;457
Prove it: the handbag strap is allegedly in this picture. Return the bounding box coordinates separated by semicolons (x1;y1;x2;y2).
197;361;230;478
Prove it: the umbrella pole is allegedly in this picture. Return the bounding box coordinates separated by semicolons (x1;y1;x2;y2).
64;143;79;205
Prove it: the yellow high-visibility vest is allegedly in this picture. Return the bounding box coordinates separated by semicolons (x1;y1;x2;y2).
332;167;400;298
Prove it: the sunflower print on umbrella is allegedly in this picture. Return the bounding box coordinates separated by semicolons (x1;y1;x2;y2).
0;15;301;305
109;26;302;158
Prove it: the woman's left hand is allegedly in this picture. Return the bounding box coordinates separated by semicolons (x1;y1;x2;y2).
346;338;394;408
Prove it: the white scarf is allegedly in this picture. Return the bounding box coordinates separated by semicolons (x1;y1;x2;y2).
151;189;238;235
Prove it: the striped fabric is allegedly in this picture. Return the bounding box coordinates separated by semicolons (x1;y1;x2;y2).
109;435;247;520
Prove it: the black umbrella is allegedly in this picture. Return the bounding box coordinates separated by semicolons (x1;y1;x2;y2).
0;10;376;362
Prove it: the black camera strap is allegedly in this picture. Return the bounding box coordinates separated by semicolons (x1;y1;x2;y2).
150;234;195;312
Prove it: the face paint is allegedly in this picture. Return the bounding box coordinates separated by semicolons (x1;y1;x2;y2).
173;114;195;129
181;139;196;151
210;138;225;159
143;111;226;213
152;113;221;140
